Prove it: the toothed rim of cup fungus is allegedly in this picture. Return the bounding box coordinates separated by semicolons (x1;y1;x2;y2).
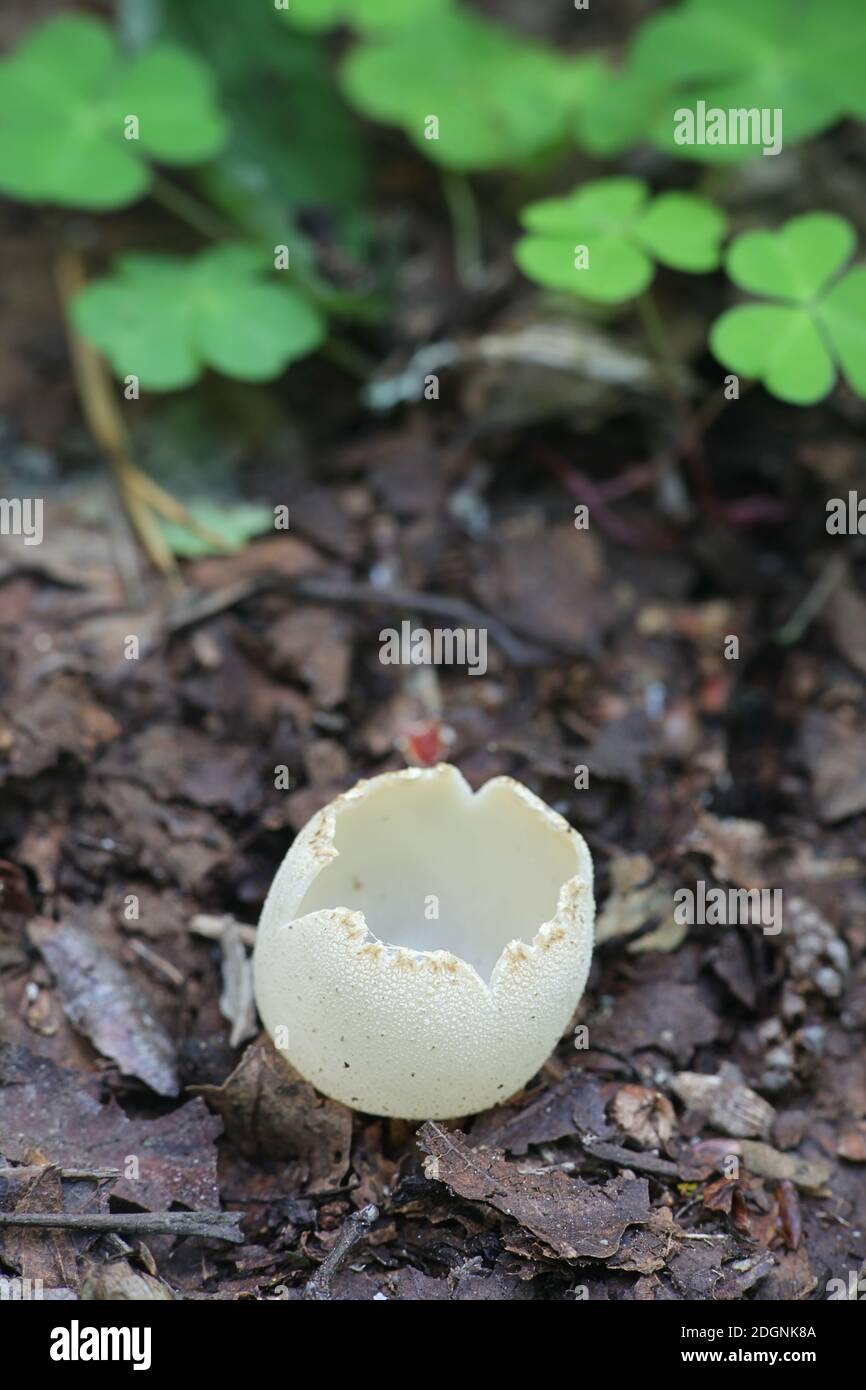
253;763;594;1119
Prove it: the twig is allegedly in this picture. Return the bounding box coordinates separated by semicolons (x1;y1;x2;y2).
166;573;552;666
537;446;676;550
292;576;549;665
128;937;186;988
190;913;257;948
0;1210;244;1243
774;554;848;645
581;1138;679;1178
55;250;233;579
304;1205;379;1300
59;1170;120;1182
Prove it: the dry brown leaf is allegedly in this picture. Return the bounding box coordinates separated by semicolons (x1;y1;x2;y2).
195;1035;351;1192
671;1065;775;1138
611;1085;676;1148
419;1121;651;1261
29;919;179;1097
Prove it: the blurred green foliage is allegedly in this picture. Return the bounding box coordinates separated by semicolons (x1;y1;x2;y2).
516;179;727;303
0;0;863;406
710;215;866;405
0;15;225;207
73;244;325;390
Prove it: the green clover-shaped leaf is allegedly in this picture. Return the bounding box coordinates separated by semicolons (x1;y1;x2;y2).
0;16;227;209
710;213;866;405
515;177;726;303
340;9;582;169
72;245;325;391
572;62;663;157
281;0;451;32
160;501;274;558
606;0;859;163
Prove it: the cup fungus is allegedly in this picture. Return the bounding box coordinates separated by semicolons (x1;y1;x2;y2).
253;763;594;1119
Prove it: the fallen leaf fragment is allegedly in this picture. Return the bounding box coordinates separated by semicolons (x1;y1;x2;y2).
29;919;179;1097
418;1121;651;1261
801;710;866;822
684;812;775;887
837;1121;866;1162
470;1070;612;1154
218;922;257;1049
0;1163;78;1290
80;1260;176;1300
670;1064;775;1138
595;855;684;954
611;1084;676;1148
195;1035;351;1192
737;1141;831;1193
0;1045;221;1211
591;981;719;1065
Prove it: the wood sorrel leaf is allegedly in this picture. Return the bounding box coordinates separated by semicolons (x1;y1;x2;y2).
516;178;725;303
72;245;325;391
711;213;866;404
0;15;227;209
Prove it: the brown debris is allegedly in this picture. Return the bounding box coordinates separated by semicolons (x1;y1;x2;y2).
800;710;866;823
0;1163;79;1291
670;1065;775;1138
611;1084;676;1148
0;1045;221;1211
591;980;720;1066
29;918;180;1097
195;1035;352;1192
419;1121;652;1261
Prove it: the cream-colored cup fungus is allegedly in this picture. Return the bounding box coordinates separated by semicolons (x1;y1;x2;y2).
253;763;594;1119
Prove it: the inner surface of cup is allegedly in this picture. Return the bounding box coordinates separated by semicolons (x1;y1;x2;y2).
297;772;579;979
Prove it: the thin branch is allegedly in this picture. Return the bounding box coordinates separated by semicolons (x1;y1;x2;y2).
581;1138;679;1179
304;1205;379;1300
774;554;848;645
0;1210;244;1243
166;573;552;667
150;173;237;243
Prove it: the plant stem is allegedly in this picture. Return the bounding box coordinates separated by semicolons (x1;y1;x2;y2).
635;289;687;410
321;335;373;381
774;555;847;646
441;170;485;289
150;173;237;243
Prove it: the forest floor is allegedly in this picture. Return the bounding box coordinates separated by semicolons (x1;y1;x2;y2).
0;1;865;1304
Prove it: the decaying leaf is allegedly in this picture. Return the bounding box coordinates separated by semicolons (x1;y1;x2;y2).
607;1208;678;1275
611;1084;676;1148
470;1070;613;1154
195;1035;351;1192
0;1045;221;1211
80;1260;176;1300
591;980;719;1066
419;1121;652;1261
595;854;685;954
29;919;179;1097
684;812;776;887
801;710;866;823
837;1121;866;1162
670;1064;776;1138
738;1140;831;1192
0;1163;79;1290
218;922;258;1049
